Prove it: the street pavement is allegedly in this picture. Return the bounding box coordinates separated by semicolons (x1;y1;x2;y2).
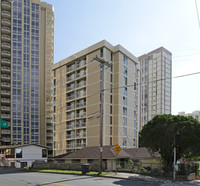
0;168;199;186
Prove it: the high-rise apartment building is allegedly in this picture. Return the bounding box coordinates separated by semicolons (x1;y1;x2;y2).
53;40;140;156
0;0;12;145
139;47;172;129
178;110;200;122
0;0;54;150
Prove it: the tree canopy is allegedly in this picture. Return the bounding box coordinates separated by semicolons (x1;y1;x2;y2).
139;114;200;167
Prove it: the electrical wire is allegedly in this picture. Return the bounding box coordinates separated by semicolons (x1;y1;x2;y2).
195;0;200;29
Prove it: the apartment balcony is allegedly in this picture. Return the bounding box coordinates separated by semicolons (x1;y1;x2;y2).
46;132;53;137
46;126;53;130
46;139;53;143
76;102;86;108
66;76;75;82
66;115;75;120
46;113;53;119
66;124;75;129
2;18;11;26
66;105;75;110
76;122;86;128
1;74;10;81
76;113;86;118
46;105;53;112
76;93;86;98
76;143;86;148
1;66;10;73
66;134;75;139
76;60;86;68
66;65;76;73
1;130;10;134
66;95;75;101
1;138;10;142
2;34;11;41
76;81;86;88
1;50;11;57
1;26;11;34
76;72;86;79
2;10;11;18
1;98;10;104
66;85;75;91
2;1;11;9
66;144;75;148
1;114;10;119
1;106;10;111
46;119;53;123
1;82;10;88
1;90;10;96
2;42;11;50
46;91;53;98
76;133;86;138
1;58;10;65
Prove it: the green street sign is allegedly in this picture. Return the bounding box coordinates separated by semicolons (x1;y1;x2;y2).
0;117;8;128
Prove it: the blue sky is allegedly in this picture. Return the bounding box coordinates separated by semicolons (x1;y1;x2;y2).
44;0;200;115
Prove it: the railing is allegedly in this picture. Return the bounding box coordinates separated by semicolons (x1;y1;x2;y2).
76;93;86;98
1;90;10;95
66;95;75;101
76;60;86;68
66;144;75;148
2;10;11;17
66;85;75;91
67;65;76;72
1;58;10;63
66;105;75;110
66;116;75;120
1;130;10;134
76;72;86;78
2;18;11;24
2;35;11;40
76;143;86;147
1;114;10;118
1;82;10;87
66;76;75;82
66;125;75;129
1;74;10;79
1;50;11;56
76;102;86;108
76;113;86;118
76;122;86;128
1;106;10;111
66;134;75;139
1;98;10;103
2;1;11;7
1;66;10;71
76;133;86;138
76;81;86;88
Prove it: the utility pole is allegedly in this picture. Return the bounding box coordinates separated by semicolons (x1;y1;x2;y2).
92;56;111;174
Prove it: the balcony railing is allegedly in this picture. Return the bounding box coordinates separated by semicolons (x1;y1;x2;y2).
1;98;10;103
66;76;75;82
66;124;75;129
1;90;10;95
2;50;11;57
76;102;86;108
76;122;86;128
66;95;75;101
1;106;10;111
76;93;86;98
2;10;11;18
2;34;11;41
66;115;75;120
66;134;75;139
1;82;10;87
66;105;75;110
1;130;10;134
1;114;10;119
1;74;10;80
67;65;76;72
2;138;11;142
76;143;86;147
76;60;86;68
1;66;10;72
76;133;86;138
76;113;86;118
76;72;86;78
2;1;11;9
1;58;10;65
76;82;86;88
66;85;75;91
66;144;75;148
2;18;11;25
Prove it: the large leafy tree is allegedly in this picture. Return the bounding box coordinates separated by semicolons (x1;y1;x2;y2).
139;114;200;168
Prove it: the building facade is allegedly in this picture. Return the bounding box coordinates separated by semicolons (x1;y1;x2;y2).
178;110;200;121
53;40;140;156
139;47;172;130
0;0;54;151
0;0;12;145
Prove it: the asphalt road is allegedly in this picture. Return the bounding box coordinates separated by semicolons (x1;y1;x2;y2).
0;169;198;186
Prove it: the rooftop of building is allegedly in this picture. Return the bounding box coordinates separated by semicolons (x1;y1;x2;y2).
53;146;160;160
0;144;50;150
138;47;172;60
53;40;138;70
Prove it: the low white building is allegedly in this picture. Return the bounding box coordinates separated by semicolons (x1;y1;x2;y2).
0;144;49;168
178;110;200;122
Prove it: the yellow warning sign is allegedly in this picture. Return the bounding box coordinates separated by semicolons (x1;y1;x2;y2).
114;144;121;154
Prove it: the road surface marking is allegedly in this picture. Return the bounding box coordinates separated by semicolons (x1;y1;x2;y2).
44;182;76;186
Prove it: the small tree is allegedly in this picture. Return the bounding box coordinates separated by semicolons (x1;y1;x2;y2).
139;114;200;171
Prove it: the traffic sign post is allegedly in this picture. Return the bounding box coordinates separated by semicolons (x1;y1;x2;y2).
0;117;8;128
114;144;121;174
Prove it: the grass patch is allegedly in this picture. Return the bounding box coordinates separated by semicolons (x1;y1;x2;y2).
29;169;109;176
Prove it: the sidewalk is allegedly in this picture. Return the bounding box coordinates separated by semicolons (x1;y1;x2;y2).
104;172;172;184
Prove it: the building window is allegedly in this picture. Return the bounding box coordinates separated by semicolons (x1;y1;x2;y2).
54;70;56;77
123;127;127;136
123;107;127;116
123;55;128;66
123;117;127;126
123;97;127;106
100;48;103;57
110;74;113;83
54;79;56;86
110;127;112;135
122;137;127;146
110;137;112;145
123;76;127;86
16;148;22;158
110;116;112;124
42;149;47;158
110;95;112;104
123;87;127;96
123;66;127;76
110;106;112;114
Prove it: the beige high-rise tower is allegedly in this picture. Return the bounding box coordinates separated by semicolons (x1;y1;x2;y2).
139;47;172;129
0;0;12;145
53;40;140;156
0;0;54;153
